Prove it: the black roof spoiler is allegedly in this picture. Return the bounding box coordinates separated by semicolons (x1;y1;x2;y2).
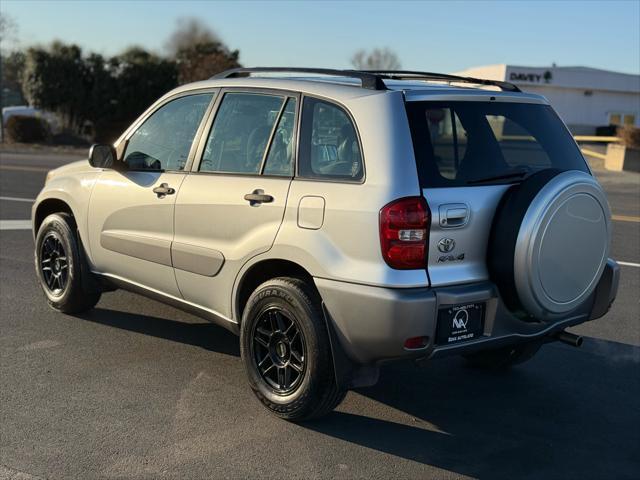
212;67;521;92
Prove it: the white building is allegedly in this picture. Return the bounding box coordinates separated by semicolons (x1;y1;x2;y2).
453;64;640;134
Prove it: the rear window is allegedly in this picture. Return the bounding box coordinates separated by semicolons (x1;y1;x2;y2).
405;101;588;187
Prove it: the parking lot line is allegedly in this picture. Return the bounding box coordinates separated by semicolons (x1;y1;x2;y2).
618;261;640;268
0;165;50;172
0;196;36;203
0;220;32;231
612;214;640;223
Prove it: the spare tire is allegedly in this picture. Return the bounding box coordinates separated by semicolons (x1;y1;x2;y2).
488;169;611;320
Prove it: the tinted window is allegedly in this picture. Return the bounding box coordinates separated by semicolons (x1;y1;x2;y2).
263;98;297;176
425;108;468;180
299;97;363;182
200;93;285;174
405;101;588;187
124;94;213;171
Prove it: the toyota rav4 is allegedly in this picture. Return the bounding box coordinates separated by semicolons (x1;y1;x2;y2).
32;68;620;421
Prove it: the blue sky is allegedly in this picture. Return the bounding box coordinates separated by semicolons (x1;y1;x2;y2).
2;0;639;74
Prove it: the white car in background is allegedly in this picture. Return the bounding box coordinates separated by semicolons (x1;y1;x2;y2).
2;105;61;134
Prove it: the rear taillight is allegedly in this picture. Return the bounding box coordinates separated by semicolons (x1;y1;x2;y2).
379;196;430;269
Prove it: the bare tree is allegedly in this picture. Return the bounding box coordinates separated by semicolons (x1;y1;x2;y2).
350;48;401;71
165;18;221;56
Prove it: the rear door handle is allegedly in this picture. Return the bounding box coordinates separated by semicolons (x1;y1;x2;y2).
439;203;469;228
153;183;175;198
244;189;273;206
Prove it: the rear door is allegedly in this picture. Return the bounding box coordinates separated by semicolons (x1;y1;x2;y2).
173;89;298;319
404;98;589;286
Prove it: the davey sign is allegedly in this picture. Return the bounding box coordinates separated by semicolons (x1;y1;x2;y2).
509;70;553;84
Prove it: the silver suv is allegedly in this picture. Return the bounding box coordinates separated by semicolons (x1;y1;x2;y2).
32;68;620;420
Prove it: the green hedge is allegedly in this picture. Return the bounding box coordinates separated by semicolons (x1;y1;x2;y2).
618;126;640;150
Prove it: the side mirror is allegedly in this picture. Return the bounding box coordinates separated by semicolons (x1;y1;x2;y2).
88;144;117;169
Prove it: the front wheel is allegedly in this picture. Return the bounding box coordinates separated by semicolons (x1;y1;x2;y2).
35;213;101;313
240;277;345;421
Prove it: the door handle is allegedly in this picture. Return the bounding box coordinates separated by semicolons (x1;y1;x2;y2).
153;183;175;198
244;189;273;206
439;204;469;228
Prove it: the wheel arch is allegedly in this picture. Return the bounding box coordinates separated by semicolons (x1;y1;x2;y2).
34;197;75;234
234;258;316;323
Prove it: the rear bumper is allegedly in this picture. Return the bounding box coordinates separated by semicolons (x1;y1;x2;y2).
316;258;620;365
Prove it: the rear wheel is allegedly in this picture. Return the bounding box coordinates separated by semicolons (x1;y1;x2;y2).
240;277;345;421
35;213;101;313
464;341;542;370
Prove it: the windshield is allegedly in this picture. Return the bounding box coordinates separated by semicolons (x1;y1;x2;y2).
405;101;589;187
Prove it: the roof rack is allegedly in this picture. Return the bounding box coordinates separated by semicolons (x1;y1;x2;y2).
212;67;521;92
362;70;521;92
212;67;386;90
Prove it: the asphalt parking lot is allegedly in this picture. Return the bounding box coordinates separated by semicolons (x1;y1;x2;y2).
1;148;639;479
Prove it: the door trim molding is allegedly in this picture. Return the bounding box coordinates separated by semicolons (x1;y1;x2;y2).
100;230;172;267
171;242;225;277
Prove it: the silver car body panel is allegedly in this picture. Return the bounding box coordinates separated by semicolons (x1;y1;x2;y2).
32;161;99;250
87;170;187;297
424;185;510;286
173;174;292;319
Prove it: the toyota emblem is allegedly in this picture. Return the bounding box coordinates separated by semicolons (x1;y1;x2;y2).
437;238;456;253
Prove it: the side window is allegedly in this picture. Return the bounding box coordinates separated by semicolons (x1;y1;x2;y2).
299;97;363;182
263;98;297;176
124;93;213;171
200;93;285;174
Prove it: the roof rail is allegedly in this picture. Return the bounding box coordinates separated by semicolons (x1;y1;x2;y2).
212;67;521;93
212;67;387;90
361;70;521;92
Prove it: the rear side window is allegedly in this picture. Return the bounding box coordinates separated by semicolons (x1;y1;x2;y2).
405;101;588;187
200;93;285;174
124;93;213;171
298;97;363;182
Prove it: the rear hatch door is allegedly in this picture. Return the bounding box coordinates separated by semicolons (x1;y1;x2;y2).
404;97;590;286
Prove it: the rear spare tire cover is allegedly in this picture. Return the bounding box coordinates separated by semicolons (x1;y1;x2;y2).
488;169;611;319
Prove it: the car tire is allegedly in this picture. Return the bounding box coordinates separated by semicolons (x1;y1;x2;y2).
35;213;101;314
240;277;345;421
463;341;543;370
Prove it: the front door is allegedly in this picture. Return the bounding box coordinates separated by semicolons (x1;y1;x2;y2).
173;90;298;319
87;92;215;296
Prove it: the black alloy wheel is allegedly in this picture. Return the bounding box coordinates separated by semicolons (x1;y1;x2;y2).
240;277;346;421
252;307;306;394
35;213;101;313
39;232;69;296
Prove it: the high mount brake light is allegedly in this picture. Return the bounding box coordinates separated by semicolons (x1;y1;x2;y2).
379;197;430;270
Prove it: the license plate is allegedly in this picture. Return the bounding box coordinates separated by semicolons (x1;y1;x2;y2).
435;302;485;345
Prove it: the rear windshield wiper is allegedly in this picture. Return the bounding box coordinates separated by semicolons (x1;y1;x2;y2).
466;169;529;185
